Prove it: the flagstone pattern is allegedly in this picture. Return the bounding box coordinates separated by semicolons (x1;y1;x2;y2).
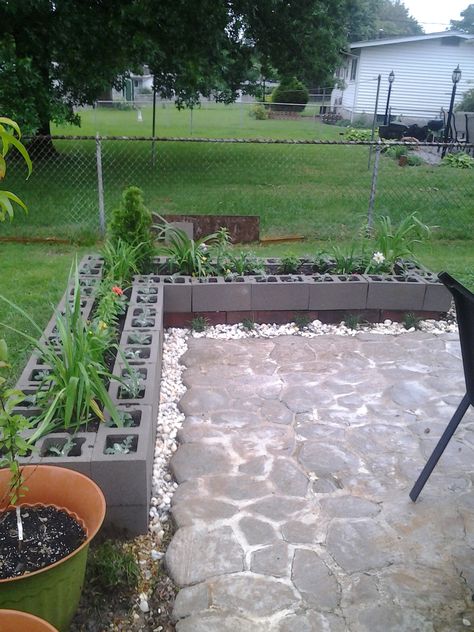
166;332;474;631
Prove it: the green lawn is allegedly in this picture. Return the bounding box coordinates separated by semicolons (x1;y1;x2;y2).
0;244;84;383
53;103;343;140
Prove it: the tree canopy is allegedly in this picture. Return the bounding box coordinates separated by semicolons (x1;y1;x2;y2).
347;0;423;42
450;4;474;33
0;0;350;134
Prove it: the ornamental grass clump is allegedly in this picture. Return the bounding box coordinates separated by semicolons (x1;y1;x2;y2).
0;267;123;441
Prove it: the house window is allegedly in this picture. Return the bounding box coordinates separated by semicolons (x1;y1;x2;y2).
134;80;139;88
350;57;358;81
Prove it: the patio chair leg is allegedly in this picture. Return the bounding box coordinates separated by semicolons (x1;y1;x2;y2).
410;393;471;502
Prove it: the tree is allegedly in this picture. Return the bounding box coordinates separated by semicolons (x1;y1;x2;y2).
0;0;350;134
450;4;474;33
345;0;423;43
375;0;423;38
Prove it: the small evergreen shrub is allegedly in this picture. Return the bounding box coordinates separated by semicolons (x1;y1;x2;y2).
249;104;269;120
271;78;309;112
109;186;155;273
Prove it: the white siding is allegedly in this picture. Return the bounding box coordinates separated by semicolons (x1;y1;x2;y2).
340;38;474;119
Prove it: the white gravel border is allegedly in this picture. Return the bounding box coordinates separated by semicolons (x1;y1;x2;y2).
148;314;458;536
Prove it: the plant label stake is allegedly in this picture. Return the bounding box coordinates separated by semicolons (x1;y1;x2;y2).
16;506;23;549
410;272;474;501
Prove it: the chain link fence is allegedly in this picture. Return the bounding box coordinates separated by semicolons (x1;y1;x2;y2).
2;135;473;242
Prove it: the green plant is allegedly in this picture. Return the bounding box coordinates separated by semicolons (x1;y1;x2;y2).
249;104;269;120
0;340;33;505
294;312;311;330
386;144;408;159
402;312;422;330
0;117;32;222
109;186;155;272
46;436;76;457
104;436;135;455
190;315;209;332
271;77;309;112
312;252;335;273
105;411;134;428
94;283;128;332
101;239;141;285
331;244;367;274
0;267;123;441
157;225;221;277
442;152;474;169
373;214;431;270
224;251;265;276
344;313;362;330
87;540;140;593
279;253;300;274
127;332;152;345
406;154;423;167
120;367;143;399
241;318;255;331
344;128;371;142
456;87;474;112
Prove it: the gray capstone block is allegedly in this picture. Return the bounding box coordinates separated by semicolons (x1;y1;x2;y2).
365;274;426;310
192;277;252;312
91;424;154;507
251;276;310;310
309;275;368;310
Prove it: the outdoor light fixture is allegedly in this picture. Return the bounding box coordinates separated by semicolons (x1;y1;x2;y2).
452;65;462;84
384;70;395;125
442;65;462;157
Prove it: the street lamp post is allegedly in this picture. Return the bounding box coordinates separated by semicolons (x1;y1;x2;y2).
442;64;462;158
384;70;395;125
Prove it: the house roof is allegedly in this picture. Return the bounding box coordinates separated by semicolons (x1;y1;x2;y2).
350;31;474;50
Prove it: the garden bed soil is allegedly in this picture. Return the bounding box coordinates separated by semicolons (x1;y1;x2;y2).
0;505;86;579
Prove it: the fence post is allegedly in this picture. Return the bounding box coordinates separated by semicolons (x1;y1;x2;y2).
95;133;106;237
367;140;381;233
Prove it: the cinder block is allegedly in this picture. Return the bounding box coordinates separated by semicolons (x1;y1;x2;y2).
91;425;153;507
309;274;368;310
365;274;426;310
103;504;149;536
251;276;310;310
421;277;452;312
192;277;252;312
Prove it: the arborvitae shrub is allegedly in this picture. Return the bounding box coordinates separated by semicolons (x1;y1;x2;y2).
271;78;309;112
109;186;154;272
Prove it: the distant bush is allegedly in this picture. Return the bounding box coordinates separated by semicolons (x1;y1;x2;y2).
249;104;269;120
351;115;370;128
344;128;372;141
335;119;351;127
271;78;309;112
406;154;423;166
442;152;474;169
456;88;474;112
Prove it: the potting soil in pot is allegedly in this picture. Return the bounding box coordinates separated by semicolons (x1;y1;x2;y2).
0;506;86;579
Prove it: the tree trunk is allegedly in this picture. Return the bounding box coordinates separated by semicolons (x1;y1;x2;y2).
30;117;56;157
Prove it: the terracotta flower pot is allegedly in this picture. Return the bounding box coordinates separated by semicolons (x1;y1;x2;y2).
0;609;59;631
0;465;106;632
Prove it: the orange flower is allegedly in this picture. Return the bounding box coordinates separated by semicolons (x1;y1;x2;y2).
112;286;123;296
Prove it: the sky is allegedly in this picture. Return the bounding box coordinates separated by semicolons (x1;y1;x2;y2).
402;0;469;33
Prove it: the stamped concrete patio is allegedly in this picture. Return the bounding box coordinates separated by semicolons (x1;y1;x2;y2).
166;331;474;631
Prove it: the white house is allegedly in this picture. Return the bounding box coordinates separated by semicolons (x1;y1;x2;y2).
331;31;474;122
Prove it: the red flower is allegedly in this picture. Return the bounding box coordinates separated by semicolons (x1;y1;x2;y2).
112;286;123;296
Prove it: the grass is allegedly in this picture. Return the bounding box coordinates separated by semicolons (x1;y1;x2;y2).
0;243;83;383
53;103;344;140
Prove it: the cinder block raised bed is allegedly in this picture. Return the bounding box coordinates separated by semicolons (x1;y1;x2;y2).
309;274;368;310
365;275;426;311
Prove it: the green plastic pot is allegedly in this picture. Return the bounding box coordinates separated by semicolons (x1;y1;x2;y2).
0;465;106;631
